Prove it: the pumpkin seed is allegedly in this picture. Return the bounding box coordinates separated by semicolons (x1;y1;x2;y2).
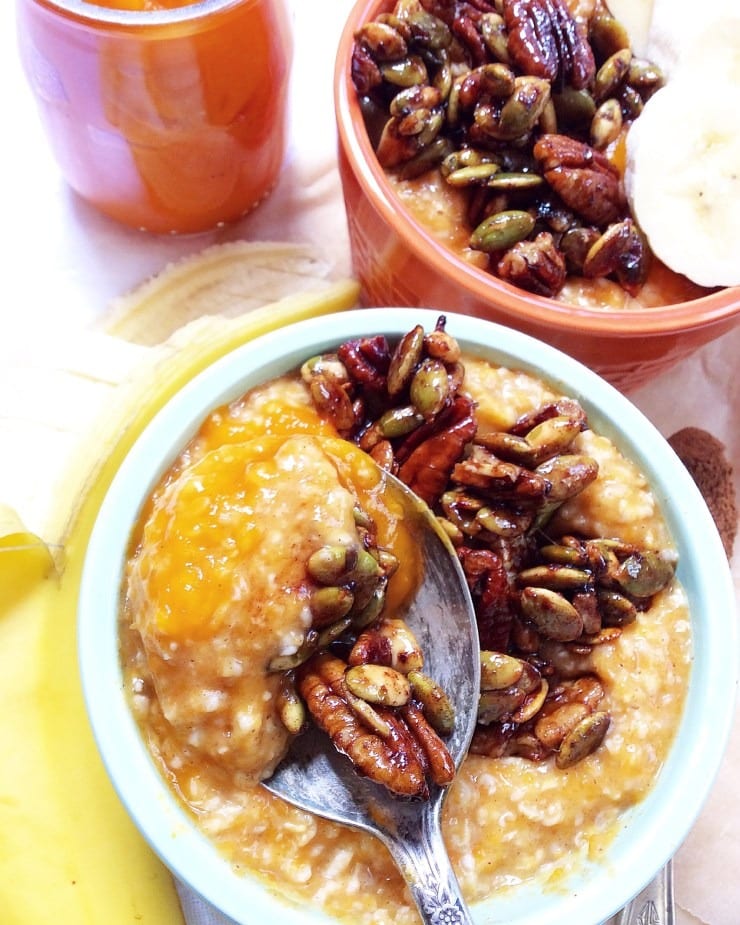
346;664;412;707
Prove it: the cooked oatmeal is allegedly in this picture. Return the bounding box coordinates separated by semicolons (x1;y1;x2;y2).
121;350;691;923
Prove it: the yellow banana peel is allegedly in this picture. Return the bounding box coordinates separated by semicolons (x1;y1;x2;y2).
0;268;359;925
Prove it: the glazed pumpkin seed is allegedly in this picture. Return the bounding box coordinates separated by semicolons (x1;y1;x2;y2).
512;677;549;724
613;550;676;598
310;586;355;627
316;617;353;648
520;586;584;642
470;209;535;252
479;11;510;63
518;564;593;591
410;357;450;418
351;582;387;627
357;20;408;61
597;588;637;626
478;687;527;724
351;547;384;583
480;650;524;691
307;544;358;585
405;7;452;49
408;670;455;734
589;2;630;58
475;504;533;537
593;48;632;103
300;353;348;383
389;84;442;119
626;57;665;93
474;62;517;99
540;93;557;129
374;547;400;579
556;711;611;768
525;414;583;459
560;226;601;274
578;626;622;646
276;678;307;735
535;454;599;502
343;684;392;738
352;503;373;530
377;404;425;438
534;701;589;750
445;162;501;186
268;629;320;672
440;148;497;176
591;98;623;149
380;55;428;88
573;589;602;635
477;430;534;465
396;135;453;179
387;324;425;395
377;617;425;673
436;515;464;546
552;88;596;128
487;171;544;191
619;83;644;120
538;542;586;566
424;327;461;363
346;664;412;707
496;77;551;140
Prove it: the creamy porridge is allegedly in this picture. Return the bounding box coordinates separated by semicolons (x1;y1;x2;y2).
121;322;690;924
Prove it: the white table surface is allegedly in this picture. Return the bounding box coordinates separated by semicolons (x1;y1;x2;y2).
3;1;739;923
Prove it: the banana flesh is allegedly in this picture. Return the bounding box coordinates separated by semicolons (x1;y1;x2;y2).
625;1;740;288
0;243;359;925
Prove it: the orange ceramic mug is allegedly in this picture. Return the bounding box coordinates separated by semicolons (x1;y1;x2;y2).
17;0;292;234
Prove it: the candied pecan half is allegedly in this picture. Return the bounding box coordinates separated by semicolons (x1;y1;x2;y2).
351;42;383;95
297;652;429;798
396;394;478;506
533;134;623;225
458;546;517;651
497;231;567;297
503;0;595;89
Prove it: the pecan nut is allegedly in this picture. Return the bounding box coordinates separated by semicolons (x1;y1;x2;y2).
533;134;623;225
297;652;429;797
496;230;567;297
298;651;455;797
503;0;595;90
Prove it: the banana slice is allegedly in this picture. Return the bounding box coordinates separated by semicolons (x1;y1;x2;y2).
645;0;733;78
625;13;740;288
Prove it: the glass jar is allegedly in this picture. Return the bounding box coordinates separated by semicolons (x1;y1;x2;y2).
16;0;293;234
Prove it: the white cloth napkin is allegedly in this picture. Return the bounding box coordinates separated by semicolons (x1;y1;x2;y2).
177;881;239;925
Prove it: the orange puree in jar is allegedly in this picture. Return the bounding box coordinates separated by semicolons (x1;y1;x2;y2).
17;0;292;233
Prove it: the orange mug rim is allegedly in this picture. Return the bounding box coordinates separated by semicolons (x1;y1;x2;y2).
28;0;258;26
334;0;740;338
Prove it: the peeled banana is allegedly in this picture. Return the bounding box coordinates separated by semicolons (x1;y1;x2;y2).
625;1;740;288
0;242;359;925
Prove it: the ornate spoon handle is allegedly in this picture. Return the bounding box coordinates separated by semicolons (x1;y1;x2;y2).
379;796;474;925
611;861;675;925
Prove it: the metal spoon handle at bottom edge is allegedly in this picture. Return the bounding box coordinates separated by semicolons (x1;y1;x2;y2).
379;803;474;925
609;861;675;925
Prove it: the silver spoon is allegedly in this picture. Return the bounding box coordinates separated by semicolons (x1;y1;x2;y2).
608;861;675;925
263;471;481;925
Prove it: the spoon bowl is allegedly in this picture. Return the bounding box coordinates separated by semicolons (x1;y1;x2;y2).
264;471;480;924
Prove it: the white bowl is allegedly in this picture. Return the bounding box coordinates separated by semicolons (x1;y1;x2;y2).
78;308;737;925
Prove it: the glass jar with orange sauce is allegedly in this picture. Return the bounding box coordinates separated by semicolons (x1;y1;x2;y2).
16;0;292;233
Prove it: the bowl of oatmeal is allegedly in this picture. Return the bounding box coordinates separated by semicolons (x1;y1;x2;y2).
78;308;736;925
334;0;740;393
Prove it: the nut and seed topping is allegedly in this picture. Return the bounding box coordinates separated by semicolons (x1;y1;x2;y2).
351;0;667;298
298;320;680;772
